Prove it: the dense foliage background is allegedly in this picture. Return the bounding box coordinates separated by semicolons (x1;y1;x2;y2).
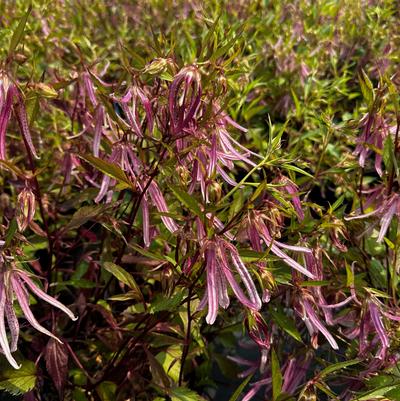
0;1;400;400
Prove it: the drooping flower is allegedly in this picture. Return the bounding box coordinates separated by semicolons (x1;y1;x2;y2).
246;211;315;279
0;73;39;160
197;232;262;324
0;262;77;369
169;65;202;135
16;185;36;232
294;289;339;350
346;191;400;243
272;174;304;221
353;112;392;177
93;142;178;244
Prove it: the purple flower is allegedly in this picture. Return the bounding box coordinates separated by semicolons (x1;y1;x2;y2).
0;264;77;369
247;211;315;279
353;113;393;177
169;66;202;135
198;236;261;325
16;186;36;232
0;74;38;160
346;191;400;243
93;143;178;243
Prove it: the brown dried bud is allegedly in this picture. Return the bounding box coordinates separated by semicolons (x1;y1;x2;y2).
16;187;36;232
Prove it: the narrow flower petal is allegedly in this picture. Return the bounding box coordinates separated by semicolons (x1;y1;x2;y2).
148;182;179;233
0;85;13;160
205;247;218;324
15;92;39;159
12;276;62;343
0;283;20;369
17;271;77;321
93;106;104;157
377;201;397;243
5;300;19;352
369;301;389;350
303;300;338;349
142;198;150;248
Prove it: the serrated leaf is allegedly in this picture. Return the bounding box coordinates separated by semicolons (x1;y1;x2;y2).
45;339;69;400
281;164;313;178
269;306;302;342
62;204;106;232
383;135;394;172
0;361;36;395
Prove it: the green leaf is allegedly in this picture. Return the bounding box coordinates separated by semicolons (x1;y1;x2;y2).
156;345;182;382
103;262;141;294
8;3;32;56
383;134;394;172
269;306;302;342
150;290;185;313
169;185;202;217
318;359;361;378
5;218;18;247
228;374;254;401
170;387;205;401
359;70;374;107
79;154;132;187
96;381;117;401
355;383;400;400
62;204;107;232
281;164;313;178
0;361;36;395
271;347;282;401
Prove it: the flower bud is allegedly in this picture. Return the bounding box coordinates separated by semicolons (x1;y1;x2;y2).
208;182;222;203
16;187;36;232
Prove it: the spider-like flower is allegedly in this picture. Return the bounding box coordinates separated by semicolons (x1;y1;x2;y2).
0;262;77;369
0;72;38;160
353;113;392;177
246;211;314;279
93;142;178;245
346;190;400;243
197;226;262;324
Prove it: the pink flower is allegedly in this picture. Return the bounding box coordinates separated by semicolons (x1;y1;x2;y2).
198;236;261;324
247;211;315;279
353;113;393;177
0;264;77;369
0;73;38;160
346;191;400;243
